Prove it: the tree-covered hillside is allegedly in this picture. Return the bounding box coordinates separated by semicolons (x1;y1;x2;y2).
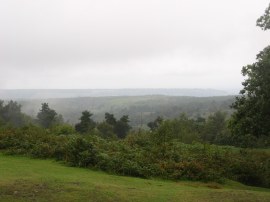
18;95;235;128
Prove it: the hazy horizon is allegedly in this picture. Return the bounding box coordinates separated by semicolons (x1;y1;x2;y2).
1;0;269;89
0;88;238;100
0;87;239;91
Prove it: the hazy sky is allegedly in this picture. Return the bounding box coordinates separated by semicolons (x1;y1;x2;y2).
0;0;269;90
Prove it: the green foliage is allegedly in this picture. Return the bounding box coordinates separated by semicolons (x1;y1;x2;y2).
51;124;76;135
0;125;67;158
1;126;270;188
37;103;58;128
105;112;117;125
257;3;270;30
125;131;152;148
65;136;98;167
103;113;131;138
147;112;233;146
75;111;96;134
229;4;270;147
0;100;30;127
202;111;230;144
114;115;131;138
96;121;116;139
147;116;163;131
230;46;270;146
227;149;270;187
153;114;200;144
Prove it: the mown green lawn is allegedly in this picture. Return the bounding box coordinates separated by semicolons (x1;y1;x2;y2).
0;153;269;202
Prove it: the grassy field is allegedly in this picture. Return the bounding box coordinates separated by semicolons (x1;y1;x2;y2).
0;154;269;202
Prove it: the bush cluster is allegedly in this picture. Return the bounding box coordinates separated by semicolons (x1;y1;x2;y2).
0;126;269;188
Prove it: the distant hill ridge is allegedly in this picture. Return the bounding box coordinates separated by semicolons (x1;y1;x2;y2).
0;89;237;100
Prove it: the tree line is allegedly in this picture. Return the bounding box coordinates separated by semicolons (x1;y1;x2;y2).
0;98;269;148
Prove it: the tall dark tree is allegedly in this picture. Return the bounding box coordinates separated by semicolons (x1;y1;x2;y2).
105;113;117;126
230;6;270;143
230;46;270;139
37;103;57;128
114;115;131;138
75;110;96;134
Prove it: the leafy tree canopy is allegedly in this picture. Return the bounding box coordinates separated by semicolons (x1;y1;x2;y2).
0;100;29;127
229;4;270;145
257;3;270;30
202;111;227;143
230;46;270;138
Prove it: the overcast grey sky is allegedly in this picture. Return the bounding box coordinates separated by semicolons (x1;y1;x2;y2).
0;0;269;90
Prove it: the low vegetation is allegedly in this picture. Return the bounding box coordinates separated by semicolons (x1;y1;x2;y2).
0;125;269;188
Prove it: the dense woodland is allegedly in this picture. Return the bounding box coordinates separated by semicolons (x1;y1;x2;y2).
0;3;270;190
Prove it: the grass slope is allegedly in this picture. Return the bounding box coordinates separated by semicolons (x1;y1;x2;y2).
0;154;269;202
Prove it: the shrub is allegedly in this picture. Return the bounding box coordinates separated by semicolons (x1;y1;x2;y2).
0;126;269;188
64;136;98;167
51;124;75;136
